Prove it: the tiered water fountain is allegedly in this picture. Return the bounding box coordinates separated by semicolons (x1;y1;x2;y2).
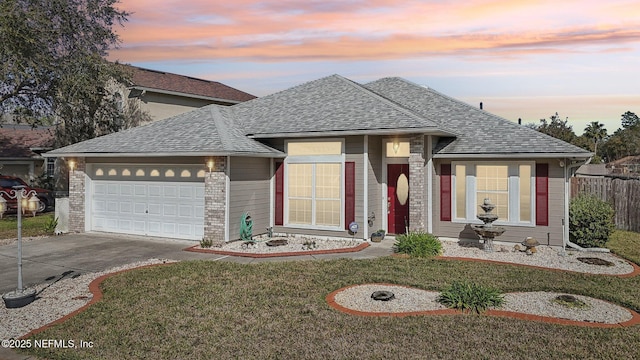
472;198;506;252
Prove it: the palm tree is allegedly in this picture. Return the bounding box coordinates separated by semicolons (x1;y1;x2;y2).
584;121;607;157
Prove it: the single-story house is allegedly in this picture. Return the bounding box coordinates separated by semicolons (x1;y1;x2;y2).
45;75;592;247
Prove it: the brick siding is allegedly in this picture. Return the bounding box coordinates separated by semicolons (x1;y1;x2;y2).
204;156;227;245
68;158;86;233
409;136;426;231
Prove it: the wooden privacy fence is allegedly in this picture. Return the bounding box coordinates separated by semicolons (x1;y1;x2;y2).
571;177;640;233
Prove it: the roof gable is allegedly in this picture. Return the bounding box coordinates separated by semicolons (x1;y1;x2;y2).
233;75;443;137
365;77;591;156
47;105;283;157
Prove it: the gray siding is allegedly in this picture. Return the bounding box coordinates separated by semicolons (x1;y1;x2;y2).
229;157;271;241
433;158;566;247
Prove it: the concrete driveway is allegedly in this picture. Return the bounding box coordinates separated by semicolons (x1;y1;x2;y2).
0;232;394;293
0;233;220;294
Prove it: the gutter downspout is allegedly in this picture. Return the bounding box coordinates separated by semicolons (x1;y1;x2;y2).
563;156;610;253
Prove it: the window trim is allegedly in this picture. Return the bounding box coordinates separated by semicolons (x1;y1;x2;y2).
451;161;536;227
283;139;345;231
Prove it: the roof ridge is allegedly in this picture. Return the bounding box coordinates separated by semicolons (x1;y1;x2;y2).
384;78;589;153
335;75;443;129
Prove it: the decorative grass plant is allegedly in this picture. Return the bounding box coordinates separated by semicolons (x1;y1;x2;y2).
437;281;504;314
394;231;442;258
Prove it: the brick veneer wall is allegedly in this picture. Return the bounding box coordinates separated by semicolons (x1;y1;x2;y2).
68;158;86;233
204;156;227;245
409;135;426;231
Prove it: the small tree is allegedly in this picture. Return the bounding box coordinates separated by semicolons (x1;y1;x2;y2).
569;195;615;248
536;112;577;144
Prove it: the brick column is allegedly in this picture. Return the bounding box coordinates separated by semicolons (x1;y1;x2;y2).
204;156;227;245
68;158;86;233
409;135;426;232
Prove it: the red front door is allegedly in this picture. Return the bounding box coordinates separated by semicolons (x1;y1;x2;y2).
387;164;409;234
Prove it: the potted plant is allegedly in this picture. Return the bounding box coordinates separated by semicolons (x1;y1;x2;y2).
371;229;386;242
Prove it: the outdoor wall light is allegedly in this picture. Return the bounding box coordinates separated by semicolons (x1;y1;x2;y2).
68;159;76;171
393;140;400;154
207;159;215;172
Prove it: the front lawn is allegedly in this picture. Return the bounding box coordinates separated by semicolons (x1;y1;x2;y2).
0;213;55;240
23;232;640;360
608;230;640;265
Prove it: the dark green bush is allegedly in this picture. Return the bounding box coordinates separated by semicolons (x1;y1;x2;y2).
437;281;504;314
569;194;615;248
394;231;442;258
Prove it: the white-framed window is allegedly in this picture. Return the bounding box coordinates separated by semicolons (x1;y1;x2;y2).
452;161;535;226
284;139;344;229
46;157;56;178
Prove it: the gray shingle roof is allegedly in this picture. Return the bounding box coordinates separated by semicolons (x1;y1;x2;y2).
47;105;284;157
232;75;443;137
365;77;591;157
48;74;591;158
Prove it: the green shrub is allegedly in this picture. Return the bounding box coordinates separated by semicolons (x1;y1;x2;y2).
394;231;442;258
43;216;59;234
437;281;504;314
569;194;615;248
200;237;213;248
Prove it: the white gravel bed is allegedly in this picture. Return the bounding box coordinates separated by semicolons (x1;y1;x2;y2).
501;292;633;324
332;285;634;324
440;240;635;275
200;234;365;254
0;258;175;340
333;284;446;313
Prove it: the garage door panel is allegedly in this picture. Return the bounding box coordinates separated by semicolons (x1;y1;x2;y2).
148;185;162;197
119;202;133;214
162;223;176;235
134;185;146;196
133;221;145;232
134;203;147;216
94;183;107;195
147;203;162;216
194;205;204;218
107;184;119;195
106;201;119;213
178;205;193;217
164;185;178;198
163;204;177;216
91;180;204;240
120;184;133;196
93;200;106;212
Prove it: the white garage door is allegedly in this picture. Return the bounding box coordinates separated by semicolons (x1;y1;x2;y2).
91;180;205;240
87;164;208;240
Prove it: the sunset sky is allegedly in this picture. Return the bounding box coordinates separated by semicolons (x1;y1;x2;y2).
109;0;640;135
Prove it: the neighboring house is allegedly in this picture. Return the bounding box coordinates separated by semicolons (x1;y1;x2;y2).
122;65;257;123
607;155;640;177
46;75;591;247
0;124;54;183
1;66;255;185
575;164;607;177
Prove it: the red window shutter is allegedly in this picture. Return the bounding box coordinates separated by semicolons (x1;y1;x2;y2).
345;162;356;230
440;164;452;221
535;163;549;226
275;161;284;226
